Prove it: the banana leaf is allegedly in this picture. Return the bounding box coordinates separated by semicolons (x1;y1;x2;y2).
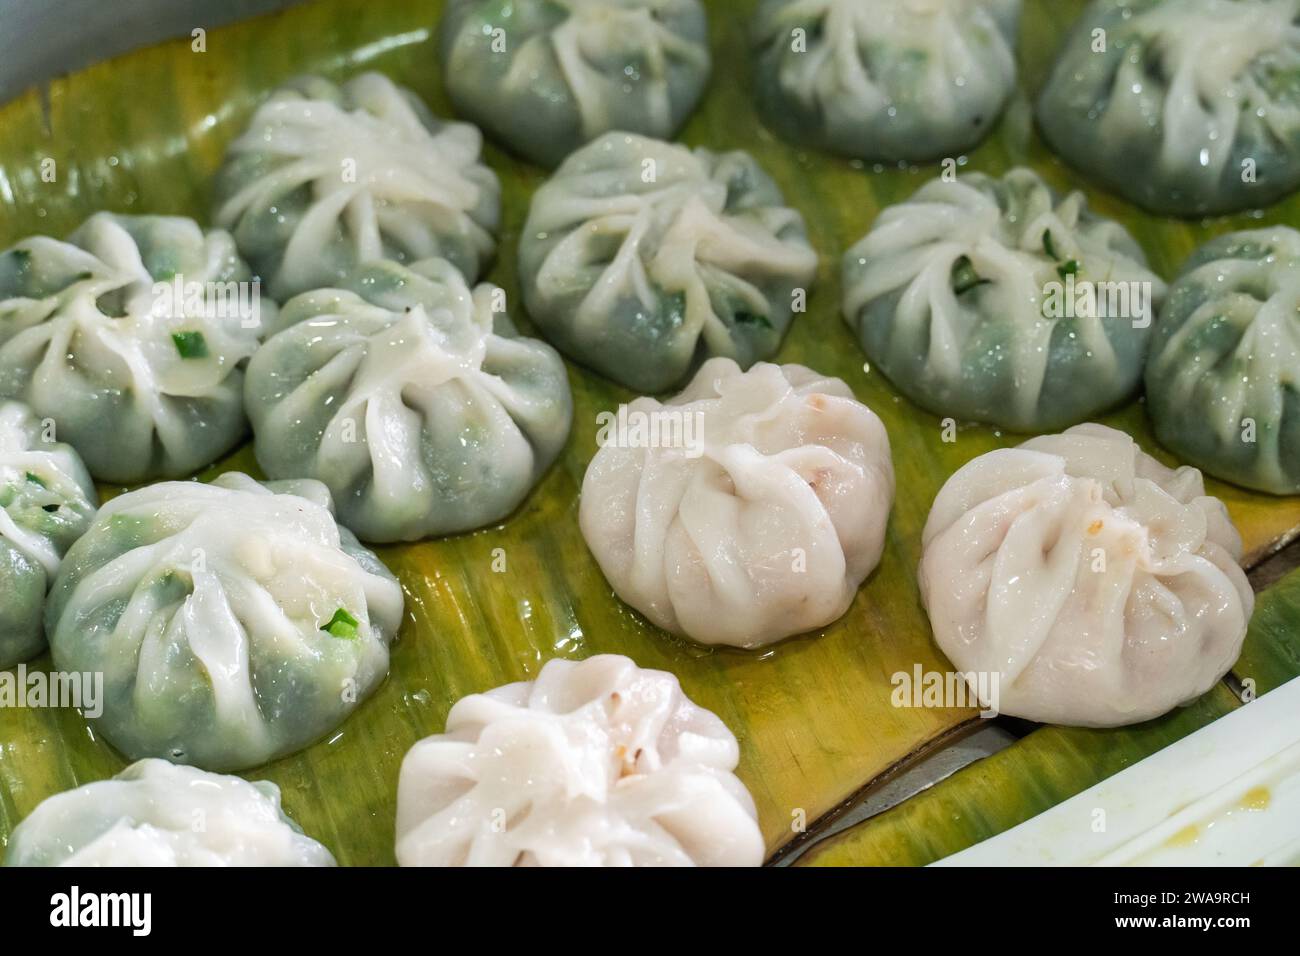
1;0;1299;866
797;565;1300;866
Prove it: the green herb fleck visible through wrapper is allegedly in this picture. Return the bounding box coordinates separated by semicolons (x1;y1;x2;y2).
323;607;360;639
171;330;209;359
733;311;774;330
951;255;990;296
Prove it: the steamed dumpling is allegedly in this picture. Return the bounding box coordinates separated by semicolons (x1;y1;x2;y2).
245;258;573;543
1146;227;1300;494
842;167;1165;432
1037;0;1300;217
46;473;405;771
920;424;1253;727
0;213;269;483
519;132;818;393
214;72;500;300
0;401;97;668
580;358;894;648
752;0;1022;162
396;654;764;866
438;0;712;167
4;759;335;867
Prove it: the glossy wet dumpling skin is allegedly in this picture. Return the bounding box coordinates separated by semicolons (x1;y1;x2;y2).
438;0;712;167
842;168;1165;432
1037;0;1300;217
752;0;1021;162
0;213;267;483
0;401;97;668
245;258;573;543
1146;227;1300;494
214;72;500;300
519;132;819;393
580;359;894;648
920;424;1253;727
46;473;405;772
3;759;336;867
396;654;764;866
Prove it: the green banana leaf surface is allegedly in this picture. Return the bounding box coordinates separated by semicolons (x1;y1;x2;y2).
1;0;1299;865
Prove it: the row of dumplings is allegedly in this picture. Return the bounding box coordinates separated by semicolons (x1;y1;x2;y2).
439;0;1300;217
0;404;1256;865
6;656;767;866
0;0;1293;866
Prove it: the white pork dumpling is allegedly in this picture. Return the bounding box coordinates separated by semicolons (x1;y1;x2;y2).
438;0;712;167
919;424;1253;727
0;401;97;668
396;654;764;867
753;0;1022;163
245;258;573;543
214;72;500;300
4;759;335;867
0;213;268;483
580;358;894;648
519;132;819;393
46;473;405;772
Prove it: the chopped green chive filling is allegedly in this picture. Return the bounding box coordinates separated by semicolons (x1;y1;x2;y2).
951;255;990;295
171;330;209;359
1042;229;1060;260
1043;229;1081;281
25;472;47;488
733;311;774;330
322;607;360;639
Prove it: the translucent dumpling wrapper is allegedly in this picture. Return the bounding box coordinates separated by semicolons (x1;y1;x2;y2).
214;72;501;300
396;654;764;866
4;759;336;867
438;0;712;168
1037;0;1300;217
0;213;270;483
1146;227;1300;495
46;473;405;772
919;424;1253;727
842;167;1165;432
0;401;97;668
580;358;894;648
245;258;573;543
752;0;1022;162
519;132;819;393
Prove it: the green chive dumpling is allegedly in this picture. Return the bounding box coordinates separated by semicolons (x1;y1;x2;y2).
4;760;336;867
0;213;269;483
245;258;572;543
519;132;818;393
841;167;1165;432
437;0;712;168
752;0;1022;163
1037;0;1300;217
45;473;405;772
1146;227;1300;494
214;72;500;300
0;401;97;668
